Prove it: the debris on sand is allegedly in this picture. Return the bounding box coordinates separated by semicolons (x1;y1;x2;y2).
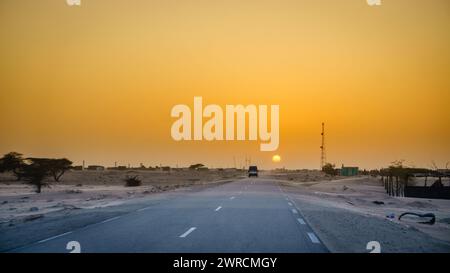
24;214;43;222
142;187;158;194
386;213;395;219
399;212;436;225
373;201;385;205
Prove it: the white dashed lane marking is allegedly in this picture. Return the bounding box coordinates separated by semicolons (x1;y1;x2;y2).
279;184;325;249
215;206;222;212
38;231;73;244
179;227;196;238
307;233;320;244
230;196;235;200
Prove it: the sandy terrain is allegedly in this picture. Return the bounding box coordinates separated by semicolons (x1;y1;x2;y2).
271;171;450;248
0;169;245;224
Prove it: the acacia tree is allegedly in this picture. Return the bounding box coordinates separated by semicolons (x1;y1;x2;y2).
26;158;73;182
20;160;51;193
0;152;25;180
52;158;72;181
47;158;72;181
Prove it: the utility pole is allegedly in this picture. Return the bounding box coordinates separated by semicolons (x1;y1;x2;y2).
320;122;326;169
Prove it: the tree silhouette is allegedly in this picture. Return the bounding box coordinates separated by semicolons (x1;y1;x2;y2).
20;160;51;193
322;163;337;176
0;152;25;180
26;158;73;182
189;163;205;170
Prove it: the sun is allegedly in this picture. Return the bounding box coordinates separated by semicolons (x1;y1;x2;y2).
272;155;281;163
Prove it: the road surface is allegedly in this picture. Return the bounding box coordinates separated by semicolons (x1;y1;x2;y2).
11;178;328;253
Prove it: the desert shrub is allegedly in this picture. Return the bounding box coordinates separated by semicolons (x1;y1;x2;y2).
124;175;142;187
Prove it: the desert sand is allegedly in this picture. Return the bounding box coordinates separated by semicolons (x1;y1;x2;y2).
0;169;245;224
270;171;450;248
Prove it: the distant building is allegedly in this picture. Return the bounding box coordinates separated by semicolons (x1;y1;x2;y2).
340;165;358;176
72;165;83;171
87;165;105;171
161;166;171;171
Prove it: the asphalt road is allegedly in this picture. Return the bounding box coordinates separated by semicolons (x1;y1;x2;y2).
12;178;328;253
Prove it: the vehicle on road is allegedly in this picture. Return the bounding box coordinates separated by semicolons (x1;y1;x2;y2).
248;166;258;177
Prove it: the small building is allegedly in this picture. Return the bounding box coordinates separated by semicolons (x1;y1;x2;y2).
87;165;105;171
340;165;358;176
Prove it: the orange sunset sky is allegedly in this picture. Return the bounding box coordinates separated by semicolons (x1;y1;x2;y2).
0;0;449;169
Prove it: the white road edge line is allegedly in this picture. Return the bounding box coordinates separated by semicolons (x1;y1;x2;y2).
292;209;298;214
278;182;326;248
38;231;73;244
179;227;196;238
100;216;121;224
307;232;321;244
288;202;293;206
137;207;151;212
215;206;222;211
